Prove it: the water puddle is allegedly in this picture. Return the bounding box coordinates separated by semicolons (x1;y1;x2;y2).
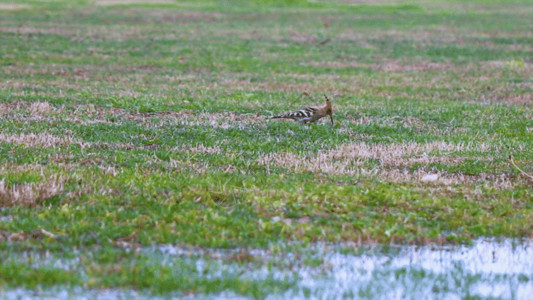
287;238;533;299
1;238;532;299
0;208;13;223
0;215;12;223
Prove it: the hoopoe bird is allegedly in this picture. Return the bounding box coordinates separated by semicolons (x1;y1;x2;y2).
272;95;334;125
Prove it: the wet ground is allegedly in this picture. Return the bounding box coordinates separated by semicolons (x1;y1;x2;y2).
2;238;532;299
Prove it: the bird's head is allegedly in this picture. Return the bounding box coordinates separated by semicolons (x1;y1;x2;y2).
324;95;334;125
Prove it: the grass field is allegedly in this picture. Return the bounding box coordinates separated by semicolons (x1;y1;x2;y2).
0;0;532;297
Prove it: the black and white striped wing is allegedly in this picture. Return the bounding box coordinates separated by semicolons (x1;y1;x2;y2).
287;106;317;119
272;106;318;123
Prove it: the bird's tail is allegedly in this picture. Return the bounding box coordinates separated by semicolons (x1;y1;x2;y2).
271;113;288;119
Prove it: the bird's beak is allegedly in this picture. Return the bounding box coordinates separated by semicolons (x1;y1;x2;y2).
330;114;334;125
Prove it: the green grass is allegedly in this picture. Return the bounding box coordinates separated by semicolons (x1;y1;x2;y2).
0;0;532;296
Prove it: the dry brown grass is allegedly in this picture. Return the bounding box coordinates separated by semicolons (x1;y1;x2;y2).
336;27;464;44
474;90;533;106
379;169;516;190
59;104;265;129
3;65;94;77
1;81;43;90
502;93;533;105
0;101;21;116
374;60;453;72
0;101;118;126
373;116;465;135
166;159;210;175
0;4;29;10
332;0;396;3
0;133;78;148
425;2;533;15
219;77;342;94
259;141;476;173
0;177;64;208
29;101;54;115
215;67;506;103
96;108;266;129
210;27;322;44
257;141;513;188
93;0;173;5
0;26;75;35
2;63;163;76
0;228;64;241
309;60;453;72
139;9;223;22
3;59;525;106
0;102;265;151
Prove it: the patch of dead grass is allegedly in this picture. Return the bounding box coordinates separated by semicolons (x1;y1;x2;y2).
0;26;75;36
138;9;223;22
2;64;165;81
166;159;209;175
0;228;65;241
259;141;521;189
327;0;401;4
337;27;464;44
259;141;475;173
375;60;453;72
0;101;119;125
0;4;29;10
103;108;266;129
220;77;342;94
0;133;77;148
475;91;533;106
1;81;43;89
210;28;321;44
125;110;264;129
260;151;363;176
425;2;533;15
195;112;266;129
0;102;20;116
29;101;54;115
0;102;265;147
0;176;64;208
379;169;516;190
217;67;529;104
3;65;93;77
501;93;533;105
257;141;512;187
93;0;173;5
309;59;453;72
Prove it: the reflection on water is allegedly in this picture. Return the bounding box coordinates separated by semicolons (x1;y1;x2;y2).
287;238;533;299
2;238;532;299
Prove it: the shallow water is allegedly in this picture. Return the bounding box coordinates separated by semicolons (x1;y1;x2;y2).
285;238;533;299
2;238;532;299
